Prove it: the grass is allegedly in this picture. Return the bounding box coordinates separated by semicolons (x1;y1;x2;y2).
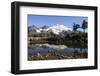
28;50;88;61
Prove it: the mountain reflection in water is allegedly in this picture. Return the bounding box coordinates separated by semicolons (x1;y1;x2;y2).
28;44;87;55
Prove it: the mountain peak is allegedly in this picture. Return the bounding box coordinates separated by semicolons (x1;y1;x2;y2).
47;24;71;34
28;24;72;35
41;25;49;29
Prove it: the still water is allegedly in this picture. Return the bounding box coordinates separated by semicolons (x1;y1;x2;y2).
28;44;87;55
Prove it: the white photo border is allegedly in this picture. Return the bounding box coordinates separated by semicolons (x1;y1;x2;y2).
20;6;95;70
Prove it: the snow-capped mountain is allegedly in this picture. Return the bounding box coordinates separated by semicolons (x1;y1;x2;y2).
28;24;72;35
37;24;71;34
28;25;37;31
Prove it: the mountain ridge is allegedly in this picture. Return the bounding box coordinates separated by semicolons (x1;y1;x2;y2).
28;24;72;35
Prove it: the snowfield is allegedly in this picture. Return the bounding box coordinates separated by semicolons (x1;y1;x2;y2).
35;24;72;34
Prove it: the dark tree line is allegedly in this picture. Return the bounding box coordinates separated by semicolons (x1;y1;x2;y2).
72;20;88;52
73;20;88;32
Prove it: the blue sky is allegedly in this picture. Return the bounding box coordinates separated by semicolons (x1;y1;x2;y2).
28;15;88;28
